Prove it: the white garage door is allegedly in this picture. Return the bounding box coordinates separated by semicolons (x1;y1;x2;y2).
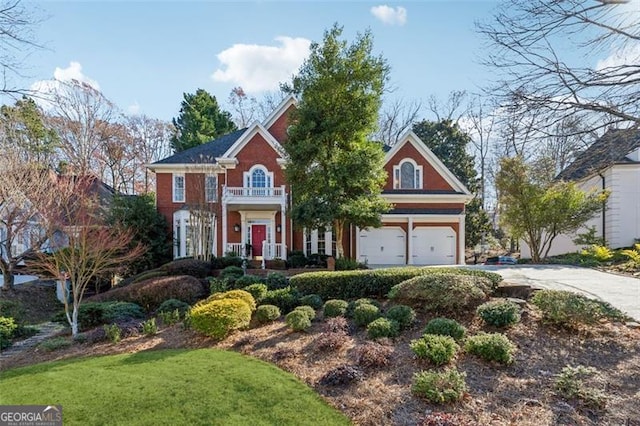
412;227;456;265
359;227;406;265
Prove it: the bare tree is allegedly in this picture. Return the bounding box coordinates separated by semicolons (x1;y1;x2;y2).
228;87;257;128
29;176;144;337
478;0;640;135
427;90;467;123
465;96;497;208
376;98;421;146
0;0;42;97
95;120;136;193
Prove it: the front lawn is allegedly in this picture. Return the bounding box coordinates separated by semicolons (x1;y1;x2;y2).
0;348;349;426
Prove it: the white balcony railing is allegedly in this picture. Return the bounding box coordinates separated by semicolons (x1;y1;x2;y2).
226;243;248;257
223;186;285;200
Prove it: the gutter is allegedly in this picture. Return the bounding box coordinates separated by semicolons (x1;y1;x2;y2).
598;172;606;245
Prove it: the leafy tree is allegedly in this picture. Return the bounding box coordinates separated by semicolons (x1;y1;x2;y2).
412;119;491;246
496;156;607;263
171;89;236;153
107;193;172;275
282;24;390;258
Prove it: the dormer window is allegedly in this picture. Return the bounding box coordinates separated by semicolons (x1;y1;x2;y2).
393;159;422;189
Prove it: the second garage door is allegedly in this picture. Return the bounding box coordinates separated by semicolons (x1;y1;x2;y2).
412;227;456;265
359;227;406;265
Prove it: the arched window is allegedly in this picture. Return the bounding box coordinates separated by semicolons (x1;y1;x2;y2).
393;159;423;189
251;168;267;187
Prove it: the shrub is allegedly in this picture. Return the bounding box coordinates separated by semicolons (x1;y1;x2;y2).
243;283;268;303
619;243;640;266
12;324;38;340
293;305;317;321
211;254;243;269
464;332;516;365
0;299;25;321
581;244;613;262
53;301;145;330
353;304;381;327
366;318;400;340
554;365;606;409
335;257;366;271
287;251;307;268
385;305;416;330
103;324;121;344
315;330;348;351
323;299;349;318
388;274;489;312
285;310;312;332
319;365;363;387
423;318;467;341
101;302;146;323
299;294;323;310
0;316;18;349
323;316;349;333
354;342;393;368
234;275;264;289
161;258;211;278
290;267;502;300
38;336;73;352
220;266;245;284
412;368;467;403
141;318;158;336
128;270;168;286
158;309;182;326
265;272;288;290
261;287;300;313
531;290;628;327
90;275;205;312
347;298;380;317
209;277;228;295
207;290;256;311
477;300;521;327
255;305;281;324
189;298;252;339
157;299;190;316
410;334;459;366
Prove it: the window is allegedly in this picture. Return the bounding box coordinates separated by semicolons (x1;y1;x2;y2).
251;168;267;187
205;174;217;202
173;174;185;202
317;227;326;256
393;159;422;189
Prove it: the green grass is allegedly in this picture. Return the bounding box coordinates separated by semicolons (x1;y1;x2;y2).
0;349;350;426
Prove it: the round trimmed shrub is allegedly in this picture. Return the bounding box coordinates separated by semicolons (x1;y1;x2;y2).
299;294;323;310
410;334;459;366
423;318;467;341
265;272;288;290
388;274;489;312
464;332;516;365
255;304;281;324
385;305;416;330
412;368;467;403
261;287;300;313
0;316;17;349
208;290;256;311
477;300;521;327
323;299;349;318
366;318;400;340
530;289;627;327
353;303;381;327
294;305;317;321
347;298;381;317
243;283;268;303
234;275;264;289
157;299;191;315
285;310;311;332
189;298;252;339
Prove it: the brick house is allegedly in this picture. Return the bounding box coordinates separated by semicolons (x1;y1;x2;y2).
147;96;472;265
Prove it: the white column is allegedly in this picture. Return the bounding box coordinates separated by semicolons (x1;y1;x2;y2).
222;201;228;256
407;217;414;265
240;213;247;258
280;202;287;260
458;214;466;265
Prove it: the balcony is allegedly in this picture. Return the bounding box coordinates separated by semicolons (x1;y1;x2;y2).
222;185;287;209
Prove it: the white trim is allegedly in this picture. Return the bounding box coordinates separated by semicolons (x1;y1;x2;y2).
244;164;274;189
382;193;473;203
262;95;297;129
221;122;285;160
380;213;466;223
458;214;466;264
205;174;217;203
146;163;224;173
393;158;423;189
172;173;185;203
384;131;471;195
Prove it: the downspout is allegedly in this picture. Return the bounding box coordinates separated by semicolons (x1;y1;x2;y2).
598;172;606;245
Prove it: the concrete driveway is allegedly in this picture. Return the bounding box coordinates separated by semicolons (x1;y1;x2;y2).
471;264;640;321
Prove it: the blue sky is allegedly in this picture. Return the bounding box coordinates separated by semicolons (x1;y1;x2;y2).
18;1;502;122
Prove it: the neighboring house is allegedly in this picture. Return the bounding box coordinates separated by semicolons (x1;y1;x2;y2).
520;128;640;258
148;96;473;265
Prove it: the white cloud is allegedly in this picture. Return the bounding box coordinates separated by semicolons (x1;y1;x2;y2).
128;101;141;115
30;62;101;108
52;61;100;90
371;5;407;26
596;43;640;71
211;36;311;92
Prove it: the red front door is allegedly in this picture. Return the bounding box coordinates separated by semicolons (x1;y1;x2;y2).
251;225;267;257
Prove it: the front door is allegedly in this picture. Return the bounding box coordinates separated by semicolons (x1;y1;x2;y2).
251;225;267;257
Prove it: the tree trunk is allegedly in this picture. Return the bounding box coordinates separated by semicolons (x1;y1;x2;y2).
1;270;14;291
71;304;79;338
334;219;345;259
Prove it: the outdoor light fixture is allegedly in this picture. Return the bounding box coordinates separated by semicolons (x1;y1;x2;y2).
276;224;282;233
234;224;240;232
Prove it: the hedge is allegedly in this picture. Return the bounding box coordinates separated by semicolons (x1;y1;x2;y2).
289;267;502;300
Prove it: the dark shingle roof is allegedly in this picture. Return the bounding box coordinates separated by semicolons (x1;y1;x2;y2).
556;128;640;181
152;128;247;165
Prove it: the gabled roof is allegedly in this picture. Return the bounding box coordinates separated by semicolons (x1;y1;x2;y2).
151;128;247;165
221;122;285;159
557;128;640;181
384;130;471;195
262;95;297;129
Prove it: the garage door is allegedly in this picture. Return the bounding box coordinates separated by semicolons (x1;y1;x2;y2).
359;227;406;265
412;227;456;265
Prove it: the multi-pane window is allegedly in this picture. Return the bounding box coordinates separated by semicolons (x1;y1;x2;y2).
205;175;217;202
173;174;185;202
317;227;326;256
393;160;422;189
251;169;267;187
